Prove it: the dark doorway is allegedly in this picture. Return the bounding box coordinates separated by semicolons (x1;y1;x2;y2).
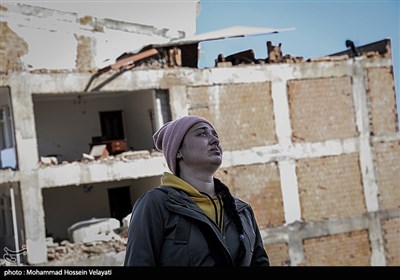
100;111;124;140
108;187;132;224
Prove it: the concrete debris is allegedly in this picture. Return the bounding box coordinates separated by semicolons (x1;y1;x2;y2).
67;218;121;243
44;221;129;265
307;54;349;62
122;214;132;228
216;49;256;66
46;237;127;264
0;229;128;266
281;54;304;63
215;41;305;67
40;156;58;166
118;150;151;161
267;41;282;63
82;153;95;161
38;149;160;166
364;51;381;58
89;144;109;159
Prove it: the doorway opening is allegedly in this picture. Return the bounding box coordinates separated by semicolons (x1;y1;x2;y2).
100;110;124;140
108;186;132;224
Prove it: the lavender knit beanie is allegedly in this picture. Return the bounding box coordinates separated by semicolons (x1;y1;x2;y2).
153;115;214;175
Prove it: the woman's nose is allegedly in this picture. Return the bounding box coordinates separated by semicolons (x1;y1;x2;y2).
210;134;219;145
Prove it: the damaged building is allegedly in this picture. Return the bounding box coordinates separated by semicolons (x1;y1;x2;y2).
0;2;399;266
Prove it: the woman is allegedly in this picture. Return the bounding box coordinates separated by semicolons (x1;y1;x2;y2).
124;115;269;266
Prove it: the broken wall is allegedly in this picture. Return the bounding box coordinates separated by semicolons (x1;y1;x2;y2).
2;56;398;266
0;2;196;265
183;59;399;266
0;2;193;72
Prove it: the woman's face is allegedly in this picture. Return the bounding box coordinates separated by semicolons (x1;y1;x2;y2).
177;122;223;171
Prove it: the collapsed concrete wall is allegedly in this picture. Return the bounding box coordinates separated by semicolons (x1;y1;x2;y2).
0;2;190;73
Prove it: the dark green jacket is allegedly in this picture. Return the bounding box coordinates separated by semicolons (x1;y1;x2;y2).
124;181;269;266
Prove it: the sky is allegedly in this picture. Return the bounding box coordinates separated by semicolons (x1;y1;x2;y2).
195;0;400;123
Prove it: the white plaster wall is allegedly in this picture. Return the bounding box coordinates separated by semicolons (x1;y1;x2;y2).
32;0;198;36
33;91;155;162
2;1;198;70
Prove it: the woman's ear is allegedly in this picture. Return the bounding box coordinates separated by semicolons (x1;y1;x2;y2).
177;149;183;159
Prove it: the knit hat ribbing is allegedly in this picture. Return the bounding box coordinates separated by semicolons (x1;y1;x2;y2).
153;115;214;175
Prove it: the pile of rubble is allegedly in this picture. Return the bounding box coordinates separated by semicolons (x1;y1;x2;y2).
0;228;128;267
45;227;128;265
43;217;130;265
46;238;126;264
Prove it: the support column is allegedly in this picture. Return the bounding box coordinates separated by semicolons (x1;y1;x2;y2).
11;74;47;264
271;75;301;224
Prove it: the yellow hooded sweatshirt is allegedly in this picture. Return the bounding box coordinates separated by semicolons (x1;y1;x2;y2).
161;172;224;232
